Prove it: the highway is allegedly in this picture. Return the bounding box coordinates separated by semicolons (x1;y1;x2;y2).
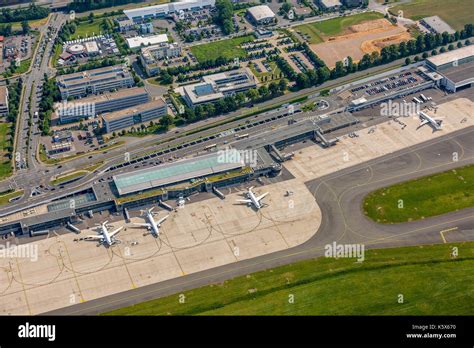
46;126;474;315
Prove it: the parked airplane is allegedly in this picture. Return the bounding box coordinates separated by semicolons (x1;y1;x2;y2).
236;187;269;210
417;111;442;131
133;207;169;238
82;221;123;247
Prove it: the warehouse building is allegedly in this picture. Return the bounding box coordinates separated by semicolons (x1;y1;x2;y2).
140;42;182;76
56;65;134;99
180;69;257;107
56;87;150;123
126;33;169;50
0;86;8;117
316;0;342;10
102;98;167;133
124;0;215;22
419;16;455;35
425;46;474;92
246;5;276;25
113;149;245;196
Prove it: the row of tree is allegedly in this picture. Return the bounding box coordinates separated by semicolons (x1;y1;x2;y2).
0;3;49;23
39;74;61;136
67;0;144;13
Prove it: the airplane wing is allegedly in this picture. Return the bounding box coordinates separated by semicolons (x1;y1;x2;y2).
109;227;123;237
157;215;169;225
256;192;269;202
419;120;429;127
133;222;151;228
84;235;102;240
236;199;252;203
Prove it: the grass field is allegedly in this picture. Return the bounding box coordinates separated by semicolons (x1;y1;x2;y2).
364;164;474;223
70;20;105;39
391;0;474;31
0;190;24;206
104;242;474;315
190;35;255;62
50;170;88;186
294;12;385;43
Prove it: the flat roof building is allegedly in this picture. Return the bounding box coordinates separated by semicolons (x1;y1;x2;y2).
102;98;167;133
124;0;215;22
426;45;474;70
0;86;8;117
126;33;169;50
113;149;244;196
247;5;276;25
316;0;342;10
56;65;134;99
140;42;182;76
180;69;257;107
424;46;474;92
420;16;456;35
56;87;149;123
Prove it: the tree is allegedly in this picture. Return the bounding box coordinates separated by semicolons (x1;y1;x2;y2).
268;82;279;95
88;12;94;23
161;72;173;85
278;78;287;92
404;57;411;65
21;20;30;34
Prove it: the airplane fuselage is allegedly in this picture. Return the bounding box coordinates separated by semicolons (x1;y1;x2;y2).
145;211;160;237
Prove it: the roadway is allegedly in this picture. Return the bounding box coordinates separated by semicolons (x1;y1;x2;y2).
46;125;474;315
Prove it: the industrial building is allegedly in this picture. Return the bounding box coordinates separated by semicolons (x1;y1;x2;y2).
124;0;216;22
0;85;8;117
140;42;182;76
424;45;474;92
102;98;167;133
180;69;257;107
246;5;276;25
56;87;150;123
316;0;342;10
126;33;169;50
56;65;134;99
419;16;456;35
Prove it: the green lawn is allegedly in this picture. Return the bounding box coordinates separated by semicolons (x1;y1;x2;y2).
104;242;474;315
390;0;474;31
0;190;24;206
295;12;385;42
50;170;88;186
70;20;104;39
190;35;255;62
364;164;474;223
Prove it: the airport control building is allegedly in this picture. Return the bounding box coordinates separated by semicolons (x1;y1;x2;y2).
424;45;474;92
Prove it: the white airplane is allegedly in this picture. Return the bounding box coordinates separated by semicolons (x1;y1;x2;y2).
236;187;269;210
83;220;123;247
133;207;169;238
417;111;442;131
